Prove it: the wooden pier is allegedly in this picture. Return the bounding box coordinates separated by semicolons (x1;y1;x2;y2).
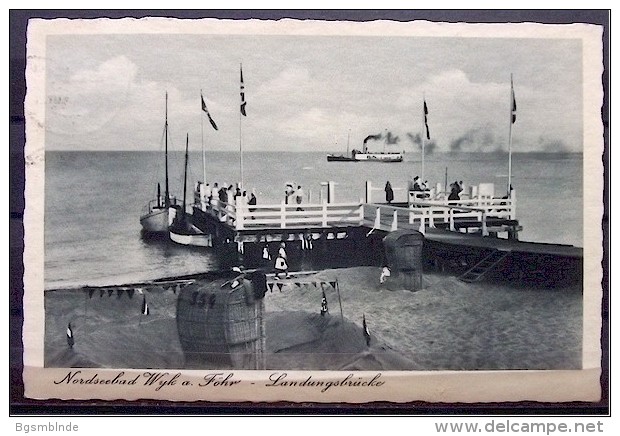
186;183;581;284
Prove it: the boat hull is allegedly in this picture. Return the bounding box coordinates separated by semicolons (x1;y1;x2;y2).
140;207;169;233
169;229;213;247
327;154;357;162
354;153;403;162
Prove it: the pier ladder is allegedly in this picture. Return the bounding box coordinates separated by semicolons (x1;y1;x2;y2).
459;250;509;283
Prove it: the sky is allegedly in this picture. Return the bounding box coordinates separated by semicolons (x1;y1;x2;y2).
43;23;584;153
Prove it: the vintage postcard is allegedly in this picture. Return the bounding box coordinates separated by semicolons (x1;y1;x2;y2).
22;16;604;404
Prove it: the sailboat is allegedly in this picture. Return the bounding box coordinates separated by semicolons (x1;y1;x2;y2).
140;93;174;234
169;134;213;247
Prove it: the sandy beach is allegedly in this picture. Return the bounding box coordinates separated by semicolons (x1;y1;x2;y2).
44;266;582;371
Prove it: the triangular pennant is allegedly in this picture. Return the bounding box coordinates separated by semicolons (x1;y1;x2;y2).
329;281;337;289
320;282;326;291
100;289;105;298
294;282;301;288
268;283;274;293
127;289;135;299
88;289;95;299
312;282;317;288
107;289;114;297
116;289;124;298
277;283;284;292
175;284;181;294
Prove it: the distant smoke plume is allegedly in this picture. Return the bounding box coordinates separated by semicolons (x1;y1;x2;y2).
364;131;400;146
407;132;436;153
385;131;400;145
363;133;383;144
449;128;501;153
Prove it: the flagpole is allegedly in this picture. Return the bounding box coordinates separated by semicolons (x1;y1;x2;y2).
507;74;514;196
422;93;426;182
239;63;245;190
201;90;206;185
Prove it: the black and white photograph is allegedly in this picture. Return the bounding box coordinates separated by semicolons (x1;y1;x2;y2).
19;14;604;404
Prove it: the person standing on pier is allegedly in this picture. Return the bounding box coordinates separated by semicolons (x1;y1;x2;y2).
248;192;257;218
384;181;394;204
275;242;290;279
285;184;294;204
295;185;305;211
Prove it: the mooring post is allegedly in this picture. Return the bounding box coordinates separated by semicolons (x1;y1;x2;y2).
280;201;286;229
482;211;488;236
328;181;335;204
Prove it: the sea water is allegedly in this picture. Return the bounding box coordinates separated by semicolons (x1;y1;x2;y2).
43;151;583;289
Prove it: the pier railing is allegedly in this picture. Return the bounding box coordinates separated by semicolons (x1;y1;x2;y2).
362;194;516;236
196;192;515;236
200;200;363;230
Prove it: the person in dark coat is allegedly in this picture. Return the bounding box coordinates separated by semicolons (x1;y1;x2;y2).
384;181;394;204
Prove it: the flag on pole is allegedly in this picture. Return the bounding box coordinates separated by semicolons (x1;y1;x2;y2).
424;99;430;140
320;290;328;316
511;78;517;124
66;322;74;348
362;314;371;346
141;295;150;316
201;93;218;130
240;65;247;116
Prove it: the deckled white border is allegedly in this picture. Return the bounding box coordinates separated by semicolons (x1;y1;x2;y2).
23;17;604;403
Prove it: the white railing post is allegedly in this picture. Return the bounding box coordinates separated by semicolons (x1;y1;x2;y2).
418;210;426;234
374;207;381;230
511;189;517;220
280;201;286;228
409;204;414;224
482;211;488;236
391;210;398;231
235;204;244;230
449;208;455;231
359;204;365;225
322;203;328;227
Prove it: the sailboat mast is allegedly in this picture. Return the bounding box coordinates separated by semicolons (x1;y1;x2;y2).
182;133;189;219
421;94;426;183
164;92;169;207
201;90;206;186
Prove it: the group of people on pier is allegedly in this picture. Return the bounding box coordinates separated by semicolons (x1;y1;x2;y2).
195;181;257;213
285;183;305;211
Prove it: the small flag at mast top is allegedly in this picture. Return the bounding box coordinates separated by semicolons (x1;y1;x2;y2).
511;77;517;124
320;290;329;316
424;99;430;140
362;314;371;346
141;294;150;316
66;322;74;348
201;93;219;130
240;64;247;116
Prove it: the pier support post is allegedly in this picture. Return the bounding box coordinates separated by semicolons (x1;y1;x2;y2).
365;181;372;203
